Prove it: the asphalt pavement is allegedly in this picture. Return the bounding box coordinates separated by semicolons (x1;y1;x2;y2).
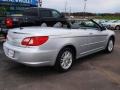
0;31;120;90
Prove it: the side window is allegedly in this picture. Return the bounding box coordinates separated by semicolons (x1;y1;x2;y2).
52;10;61;18
40;10;52;18
23;9;38;16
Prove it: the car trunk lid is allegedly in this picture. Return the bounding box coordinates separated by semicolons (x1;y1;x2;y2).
6;27;71;47
7;29;33;47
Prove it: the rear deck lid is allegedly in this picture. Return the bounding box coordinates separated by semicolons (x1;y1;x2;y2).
7;28;33;47
6;27;71;47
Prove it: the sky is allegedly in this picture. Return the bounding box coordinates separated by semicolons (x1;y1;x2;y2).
42;0;120;13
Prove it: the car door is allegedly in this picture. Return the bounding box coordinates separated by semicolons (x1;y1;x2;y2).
86;29;108;51
77;29;95;56
71;21;100;56
74;20;108;56
83;20;108;52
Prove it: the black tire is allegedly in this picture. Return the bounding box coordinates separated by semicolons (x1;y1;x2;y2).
55;48;75;72
115;25;120;30
105;38;114;53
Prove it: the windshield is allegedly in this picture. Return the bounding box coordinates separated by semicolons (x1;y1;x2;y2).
68;20;100;29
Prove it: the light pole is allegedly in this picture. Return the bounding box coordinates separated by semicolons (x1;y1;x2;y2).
83;0;87;18
38;0;42;7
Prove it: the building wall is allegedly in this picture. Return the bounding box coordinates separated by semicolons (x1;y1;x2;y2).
0;0;37;16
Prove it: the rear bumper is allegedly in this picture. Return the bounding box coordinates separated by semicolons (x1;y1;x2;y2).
3;42;57;67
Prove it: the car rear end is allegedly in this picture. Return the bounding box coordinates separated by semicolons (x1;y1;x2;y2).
1;16;22;38
3;28;58;66
1;14;36;38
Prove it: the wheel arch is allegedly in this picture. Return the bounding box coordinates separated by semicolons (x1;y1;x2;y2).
54;44;77;72
58;44;77;59
105;35;115;53
109;35;115;44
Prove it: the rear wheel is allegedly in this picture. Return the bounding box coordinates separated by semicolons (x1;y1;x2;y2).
105;38;114;53
115;25;120;30
55;48;74;72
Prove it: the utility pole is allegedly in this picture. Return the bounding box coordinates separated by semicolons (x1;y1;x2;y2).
38;0;42;16
65;0;68;15
69;6;71;17
83;0;87;18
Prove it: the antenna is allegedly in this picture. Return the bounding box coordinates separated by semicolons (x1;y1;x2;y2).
69;5;71;17
83;0;87;18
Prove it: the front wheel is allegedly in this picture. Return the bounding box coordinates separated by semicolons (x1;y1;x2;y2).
55;48;74;72
105;38;114;53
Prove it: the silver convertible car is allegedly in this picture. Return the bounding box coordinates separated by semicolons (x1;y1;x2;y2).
3;19;115;72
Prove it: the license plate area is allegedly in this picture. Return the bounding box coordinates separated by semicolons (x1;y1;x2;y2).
8;49;15;58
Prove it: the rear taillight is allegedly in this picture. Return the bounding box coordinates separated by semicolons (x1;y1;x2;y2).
5;18;13;28
21;36;49;46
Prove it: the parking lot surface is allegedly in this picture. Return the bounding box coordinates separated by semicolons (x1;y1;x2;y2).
0;31;120;90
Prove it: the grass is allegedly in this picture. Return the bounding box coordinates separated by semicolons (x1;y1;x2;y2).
96;16;120;20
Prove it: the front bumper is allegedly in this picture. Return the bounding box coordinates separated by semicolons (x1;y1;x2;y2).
3;42;57;67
